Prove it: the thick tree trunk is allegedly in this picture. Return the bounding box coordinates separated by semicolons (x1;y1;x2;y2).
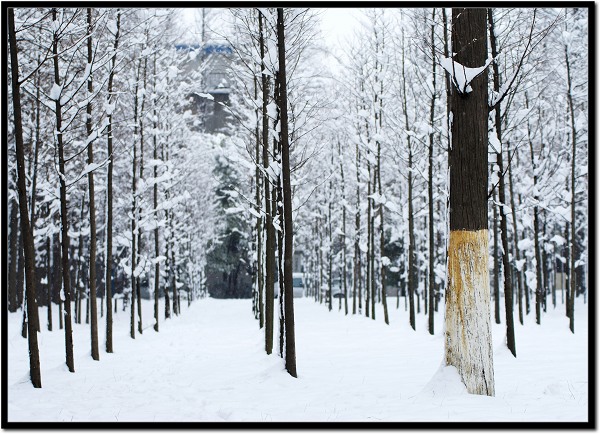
8;7;42;387
444;7;494;396
51;8;75;373
277;8;297;378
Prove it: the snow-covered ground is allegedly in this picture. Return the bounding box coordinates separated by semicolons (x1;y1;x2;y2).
7;295;588;422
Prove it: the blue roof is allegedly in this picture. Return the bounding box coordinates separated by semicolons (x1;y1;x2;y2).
175;43;232;55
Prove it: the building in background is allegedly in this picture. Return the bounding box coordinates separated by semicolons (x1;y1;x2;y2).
177;41;233;133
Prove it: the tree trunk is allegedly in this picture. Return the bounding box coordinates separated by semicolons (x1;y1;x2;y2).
525;93;543;326
427;8;436;335
152;52;160;333
86;8;99;360
339;141;349;316
8;198;19;313
354;138;361;315
277;8;297;378
488;8;516;356
565;32;577;333
445;7;494;396
253;67;264;327
136;54;148;335
130;60;141;340
8;7;42;387
507;142;524;325
493;189;500;324
259;11;275;355
46;233;53;331
51;8;74;372
401;27;416;331
105;9;120;353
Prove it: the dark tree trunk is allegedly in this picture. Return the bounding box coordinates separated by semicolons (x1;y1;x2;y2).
444;7;494;396
8;199;19;313
399;27;416;330
427;8;436;335
339;142;349;316
507;142;524;325
525;93;543;326
493;190;501;324
8;7;42;387
259;11;275;355
488;8;516;356
51;8;74;373
136;54;147;335
277;8;297;378
253;66;264;328
86;8;99;360
152;52;160;333
46;235;53;331
354;139;361;315
130;60;141;340
565;32;577;333
105;9;120;353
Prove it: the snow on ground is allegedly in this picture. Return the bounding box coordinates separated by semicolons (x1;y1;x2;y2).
7;295;588;422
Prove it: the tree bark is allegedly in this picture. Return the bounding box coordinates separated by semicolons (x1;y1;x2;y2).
277;7;297;377
152;52;160;332
488;8;515;355
259;11;275;355
427;8;436;334
51;7;75;373
492;189;500;324
401;26;416;330
8;7;42;387
85;8;100;360
507;142;524;325
130;60;141;339
8;198;19;313
105;9;120;353
565;28;577;333
444;7;494;396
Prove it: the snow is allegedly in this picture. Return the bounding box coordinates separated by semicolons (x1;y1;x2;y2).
49;83;62;101
7;296;588;422
439;56;493;94
197;92;214;101
517;238;534;251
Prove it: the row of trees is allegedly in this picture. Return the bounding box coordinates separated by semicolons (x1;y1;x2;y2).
287;7;587;335
8;7;588;396
223;7;588;394
7;7;221;387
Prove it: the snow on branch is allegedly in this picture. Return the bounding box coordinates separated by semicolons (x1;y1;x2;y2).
439;56;493;94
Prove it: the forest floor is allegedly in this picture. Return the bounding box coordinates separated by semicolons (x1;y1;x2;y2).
7;294;589;423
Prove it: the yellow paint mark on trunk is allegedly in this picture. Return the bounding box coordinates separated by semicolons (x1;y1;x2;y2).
445;229;495;396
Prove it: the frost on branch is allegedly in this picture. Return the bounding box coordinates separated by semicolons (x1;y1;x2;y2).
439;56;493;94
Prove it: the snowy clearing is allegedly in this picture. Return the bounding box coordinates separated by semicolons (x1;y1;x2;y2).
7;296;588;423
